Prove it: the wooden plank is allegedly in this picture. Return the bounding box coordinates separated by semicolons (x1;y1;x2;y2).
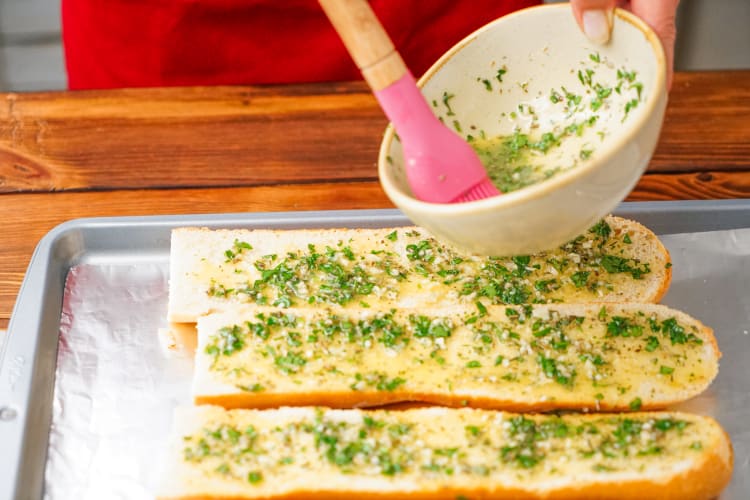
651;71;750;172
1;171;748;328
0;72;749;193
627;170;750;201
0;84;387;192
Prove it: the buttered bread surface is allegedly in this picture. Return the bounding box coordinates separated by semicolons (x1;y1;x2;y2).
168;217;671;323
163;216;732;499
194;303;718;411
157;406;733;500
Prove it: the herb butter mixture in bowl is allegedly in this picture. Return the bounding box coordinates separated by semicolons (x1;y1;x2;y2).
378;4;667;255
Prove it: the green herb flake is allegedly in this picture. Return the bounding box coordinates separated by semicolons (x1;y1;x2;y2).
205;324;245;360
466;425;481;437
537;355;573;386
237;383;265;392
442;91;456;116
623;98;639;121
476;301;488;317
571;271;590;288
273;350;307;375
600;255;650;279
207;281;234;298
607;316;643;338
661;317;703;345
597;308;609;323
378;376;407;392
589;220;612;239
431;350;446;365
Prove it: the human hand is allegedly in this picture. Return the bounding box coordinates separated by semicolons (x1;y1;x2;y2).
569;0;680;88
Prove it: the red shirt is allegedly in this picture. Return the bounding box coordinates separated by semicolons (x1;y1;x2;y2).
62;0;538;89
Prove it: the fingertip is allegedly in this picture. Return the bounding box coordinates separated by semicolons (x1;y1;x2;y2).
569;0;618;26
582;9;613;45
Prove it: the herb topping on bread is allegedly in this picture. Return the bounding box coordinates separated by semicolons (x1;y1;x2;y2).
193;303;717;412
158;406;733;500
168;216;671;323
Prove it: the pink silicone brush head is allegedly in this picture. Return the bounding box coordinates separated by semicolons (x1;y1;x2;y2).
375;73;500;203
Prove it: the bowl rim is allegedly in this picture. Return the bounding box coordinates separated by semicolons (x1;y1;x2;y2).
378;3;667;215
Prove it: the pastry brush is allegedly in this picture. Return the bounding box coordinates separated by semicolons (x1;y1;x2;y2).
319;0;501;203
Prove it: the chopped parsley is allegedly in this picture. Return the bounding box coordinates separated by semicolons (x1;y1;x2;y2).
442;91;456;116
660;365;675;375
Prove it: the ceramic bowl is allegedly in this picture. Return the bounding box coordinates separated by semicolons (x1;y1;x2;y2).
378;4;667;255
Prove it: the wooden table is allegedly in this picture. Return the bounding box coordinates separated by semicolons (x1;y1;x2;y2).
1;71;749;330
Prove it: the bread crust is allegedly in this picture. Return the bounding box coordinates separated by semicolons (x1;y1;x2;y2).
608;216;673;303
194;389;692;413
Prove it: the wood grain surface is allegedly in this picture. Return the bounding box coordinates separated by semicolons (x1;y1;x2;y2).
0;71;748;194
0;83;385;192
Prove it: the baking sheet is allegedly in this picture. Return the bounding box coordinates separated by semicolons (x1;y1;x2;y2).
1;201;749;499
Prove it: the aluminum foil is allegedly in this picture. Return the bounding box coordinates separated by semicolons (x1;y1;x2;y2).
43;229;750;499
44;263;191;500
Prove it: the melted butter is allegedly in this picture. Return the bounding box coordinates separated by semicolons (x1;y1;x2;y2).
174;406;717;492
176;218;664;321
461;55;645;193
198;303;715;410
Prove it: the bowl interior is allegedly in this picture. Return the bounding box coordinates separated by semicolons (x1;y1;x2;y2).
382;5;663;204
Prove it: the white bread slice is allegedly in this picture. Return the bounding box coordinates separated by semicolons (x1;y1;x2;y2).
168;216;671;323
157;405;733;500
192;303;717;412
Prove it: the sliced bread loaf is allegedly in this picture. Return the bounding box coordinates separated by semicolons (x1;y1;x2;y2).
168;216;671;323
192;302;717;412
158;405;732;500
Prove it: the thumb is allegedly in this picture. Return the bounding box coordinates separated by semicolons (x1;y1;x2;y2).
569;0;618;44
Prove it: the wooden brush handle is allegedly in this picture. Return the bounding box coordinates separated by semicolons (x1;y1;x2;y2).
319;0;408;91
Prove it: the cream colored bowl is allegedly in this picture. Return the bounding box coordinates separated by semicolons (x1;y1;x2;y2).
378;4;667;255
